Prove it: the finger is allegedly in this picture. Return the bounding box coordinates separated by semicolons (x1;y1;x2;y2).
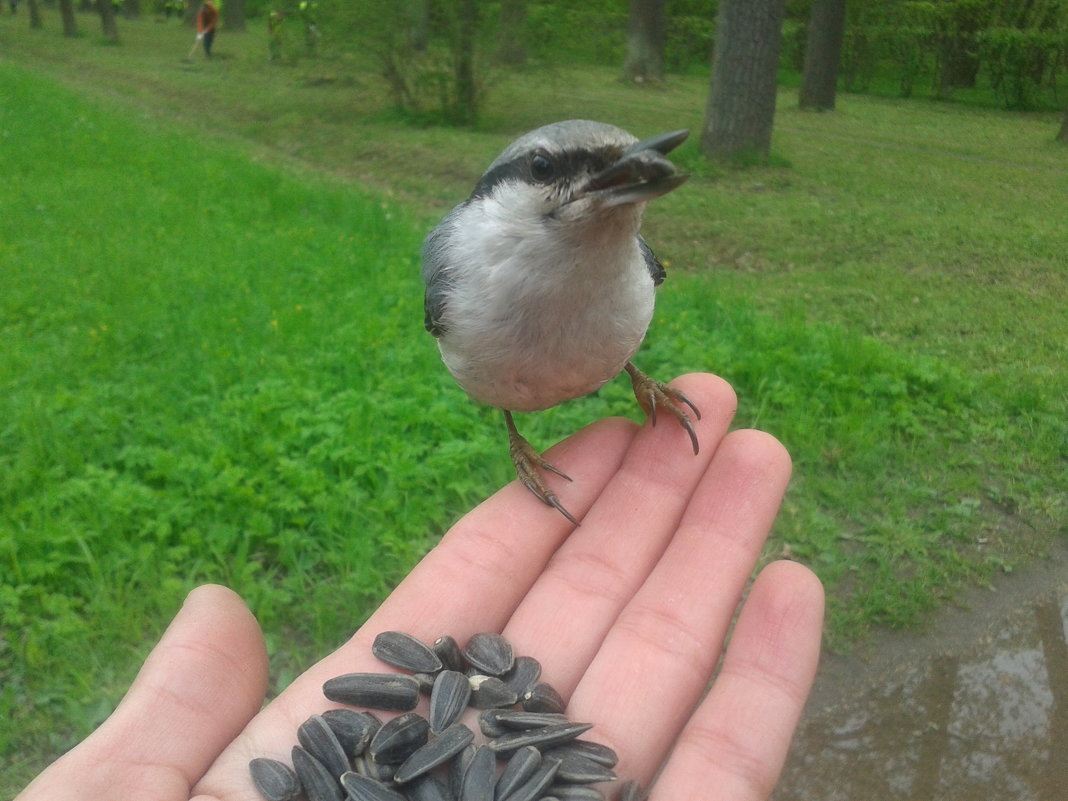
502;374;739;694
16;585;267;801
652;560;825;801
564;429;792;781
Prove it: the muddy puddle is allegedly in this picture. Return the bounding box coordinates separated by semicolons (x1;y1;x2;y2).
774;538;1068;801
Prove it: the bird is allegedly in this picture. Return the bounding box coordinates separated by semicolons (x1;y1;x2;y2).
421;119;700;525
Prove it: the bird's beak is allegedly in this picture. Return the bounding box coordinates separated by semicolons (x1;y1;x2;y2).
579;129;690;207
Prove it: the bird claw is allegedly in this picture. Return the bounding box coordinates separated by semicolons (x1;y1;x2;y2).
505;412;580;526
625;363;702;455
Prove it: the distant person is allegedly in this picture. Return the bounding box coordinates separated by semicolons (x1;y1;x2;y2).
9;0;19;15
267;8;284;62
196;0;218;58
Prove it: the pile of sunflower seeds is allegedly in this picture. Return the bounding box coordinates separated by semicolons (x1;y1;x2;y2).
249;631;646;801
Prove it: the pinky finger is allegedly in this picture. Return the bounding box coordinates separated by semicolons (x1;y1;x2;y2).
651;561;824;801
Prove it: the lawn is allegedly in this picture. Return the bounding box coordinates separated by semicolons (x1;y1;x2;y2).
1;9;1066;795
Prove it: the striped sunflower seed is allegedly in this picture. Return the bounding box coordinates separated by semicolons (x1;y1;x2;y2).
432;635;464;672
405;773;454;801
339;771;407;801
500;756;561;801
291;746;343;801
551;752;617;784
248;757;300;801
367;711;430;764
462;632;515;675
501;655;542;697
521;681;566;714
458;744;496;801
494;745;541;801
372;631;443;674
393;722;475;784
322;672;420;712
547;785;605;801
468;674;518;709
321;708;379;757
488;721;593;755
543;739;619;768
480;709;569;734
297;714;350;779
449;743;477;799
429;669;472;733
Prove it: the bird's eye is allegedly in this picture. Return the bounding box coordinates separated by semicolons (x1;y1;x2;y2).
529;152;554;183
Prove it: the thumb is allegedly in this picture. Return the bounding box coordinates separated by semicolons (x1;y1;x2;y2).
16;585;268;801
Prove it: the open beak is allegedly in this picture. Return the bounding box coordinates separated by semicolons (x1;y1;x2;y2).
580;129;690;207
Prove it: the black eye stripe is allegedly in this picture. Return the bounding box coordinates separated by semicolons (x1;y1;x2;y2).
468;147;621;200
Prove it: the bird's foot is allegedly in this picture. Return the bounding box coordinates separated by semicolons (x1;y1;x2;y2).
625;362;702;454
504;411;580;526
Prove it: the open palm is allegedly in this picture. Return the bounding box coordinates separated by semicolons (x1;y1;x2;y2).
17;373;823;801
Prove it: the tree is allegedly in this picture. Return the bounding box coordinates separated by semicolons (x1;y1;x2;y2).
59;0;78;36
96;0;119;43
224;0;246;31
497;0;527;67
622;0;667;83
701;0;786;162
28;0;43;28
799;0;846;110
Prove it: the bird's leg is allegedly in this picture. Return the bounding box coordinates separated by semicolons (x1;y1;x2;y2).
624;362;702;454
503;410;580;526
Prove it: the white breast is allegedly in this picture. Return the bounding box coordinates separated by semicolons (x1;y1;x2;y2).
435;185;655;412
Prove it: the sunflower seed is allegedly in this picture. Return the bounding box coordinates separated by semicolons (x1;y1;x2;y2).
429;669;472;733
449;742;477;799
406;773;455;801
500;756;561;801
500;656;542;697
543;740;618;768
393;722;475;784
433;635;464;672
547;785;605;801
551;752;616;784
413;672;437;694
368;711;431;764
339;771;408;801
373;631;443;674
249;757;301;801
291;746;343;801
469;674;518;709
322;708;379;757
480;710;569;733
463;633;515;676
494;745;541;801
297;714;351;779
353;752;396;783
459;744;497;801
488;721;593;755
616;779;646;801
323;672;420;712
521;681;566;714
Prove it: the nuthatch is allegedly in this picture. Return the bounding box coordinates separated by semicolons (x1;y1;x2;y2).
422;120;699;524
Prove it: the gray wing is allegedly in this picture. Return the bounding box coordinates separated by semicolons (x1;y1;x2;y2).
421;207;461;337
639;235;667;287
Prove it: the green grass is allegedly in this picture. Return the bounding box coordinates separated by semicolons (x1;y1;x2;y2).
2;10;1066;795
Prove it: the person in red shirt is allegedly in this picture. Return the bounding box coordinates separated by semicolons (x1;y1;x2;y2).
196;1;218;58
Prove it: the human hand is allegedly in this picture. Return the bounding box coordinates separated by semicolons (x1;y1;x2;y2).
16;374;824;801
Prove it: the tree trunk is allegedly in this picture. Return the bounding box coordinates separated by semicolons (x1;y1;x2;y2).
1058;104;1068;142
223;0;244;31
28;0;43;27
799;0;846;110
96;0;119;42
622;0;666;83
497;0;526;67
701;0;786;162
452;0;479;124
58;0;77;35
